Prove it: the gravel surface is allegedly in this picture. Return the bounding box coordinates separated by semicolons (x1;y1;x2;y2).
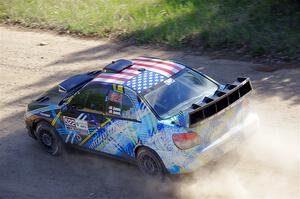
0;26;299;199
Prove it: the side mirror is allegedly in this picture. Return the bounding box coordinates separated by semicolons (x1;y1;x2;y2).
62;103;77;112
70;104;78;111
70;103;76;108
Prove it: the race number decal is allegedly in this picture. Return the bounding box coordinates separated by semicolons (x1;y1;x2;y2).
63;116;88;134
63;116;76;131
112;84;124;93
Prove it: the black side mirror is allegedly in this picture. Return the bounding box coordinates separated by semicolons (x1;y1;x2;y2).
70;104;78;110
63;103;77;112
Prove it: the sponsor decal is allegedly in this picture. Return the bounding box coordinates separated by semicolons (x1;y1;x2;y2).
108;106;121;116
63;116;88;133
110;92;123;103
75;119;88;132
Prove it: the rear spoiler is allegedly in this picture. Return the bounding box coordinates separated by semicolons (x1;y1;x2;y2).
189;77;252;126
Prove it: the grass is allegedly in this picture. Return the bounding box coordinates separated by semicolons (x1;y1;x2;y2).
0;0;299;59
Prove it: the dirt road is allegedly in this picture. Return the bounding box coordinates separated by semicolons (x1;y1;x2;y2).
0;26;299;199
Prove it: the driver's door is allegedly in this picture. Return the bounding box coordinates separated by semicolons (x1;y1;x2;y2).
61;84;108;146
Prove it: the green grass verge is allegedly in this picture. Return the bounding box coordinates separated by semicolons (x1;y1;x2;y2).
0;0;299;58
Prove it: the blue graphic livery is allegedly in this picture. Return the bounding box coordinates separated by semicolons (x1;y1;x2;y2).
24;57;258;176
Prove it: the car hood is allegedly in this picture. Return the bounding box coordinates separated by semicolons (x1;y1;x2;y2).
27;71;101;111
27;85;66;111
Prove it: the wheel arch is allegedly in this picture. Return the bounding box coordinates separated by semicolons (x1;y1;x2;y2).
134;145;168;174
134;145;162;159
135;145;166;164
32;119;53;137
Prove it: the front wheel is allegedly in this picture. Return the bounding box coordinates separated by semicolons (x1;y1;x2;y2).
35;121;63;156
136;148;166;179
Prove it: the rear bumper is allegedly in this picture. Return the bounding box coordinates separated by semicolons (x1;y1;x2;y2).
163;112;259;174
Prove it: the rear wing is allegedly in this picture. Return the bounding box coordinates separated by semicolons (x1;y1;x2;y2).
189;77;252;127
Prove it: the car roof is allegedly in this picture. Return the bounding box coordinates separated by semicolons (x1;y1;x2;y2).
92;57;185;93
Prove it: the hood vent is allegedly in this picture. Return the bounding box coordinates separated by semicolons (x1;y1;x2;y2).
36;95;49;102
189;77;252;126
87;70;102;76
58;74;95;93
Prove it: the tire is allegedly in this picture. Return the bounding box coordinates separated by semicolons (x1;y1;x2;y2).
136;147;166;179
35;121;63;156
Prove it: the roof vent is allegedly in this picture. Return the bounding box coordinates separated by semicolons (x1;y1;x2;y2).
104;59;133;73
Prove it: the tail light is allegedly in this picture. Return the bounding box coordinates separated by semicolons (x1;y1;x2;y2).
172;132;201;150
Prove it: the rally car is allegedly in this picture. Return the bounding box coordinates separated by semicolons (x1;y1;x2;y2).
24;57;258;177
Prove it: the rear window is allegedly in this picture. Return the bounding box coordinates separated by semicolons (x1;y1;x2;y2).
143;68;218;118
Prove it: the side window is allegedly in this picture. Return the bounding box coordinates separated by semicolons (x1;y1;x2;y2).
69;89;89;110
107;90;137;120
70;86;108;114
122;95;136;119
84;87;108;113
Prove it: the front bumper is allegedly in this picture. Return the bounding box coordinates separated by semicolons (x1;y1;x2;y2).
24;116;36;139
162;112;259;174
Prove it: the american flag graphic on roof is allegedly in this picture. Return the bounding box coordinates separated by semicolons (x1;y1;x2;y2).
93;68;141;84
92;57;185;92
125;70;166;93
131;57;185;78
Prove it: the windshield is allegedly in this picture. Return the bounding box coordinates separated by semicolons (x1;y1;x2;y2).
143;68;219;118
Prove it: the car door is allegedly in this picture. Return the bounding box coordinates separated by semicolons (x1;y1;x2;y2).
61;84;109;145
98;86;141;158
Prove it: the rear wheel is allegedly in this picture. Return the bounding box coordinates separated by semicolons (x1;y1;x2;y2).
35;121;63;156
136;148;166;179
